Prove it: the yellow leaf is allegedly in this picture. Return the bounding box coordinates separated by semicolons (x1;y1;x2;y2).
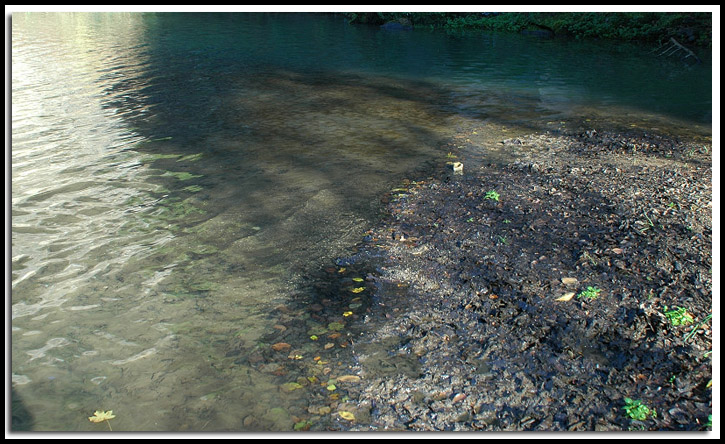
338;267;346;273
339;411;355;421
343;311;353;317
352;277;364;282
351;287;365;293
88;410;116;423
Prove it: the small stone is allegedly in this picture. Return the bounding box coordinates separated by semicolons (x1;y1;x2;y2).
271;342;292;351
555;292;576;302
337;375;361;383
561;277;578;286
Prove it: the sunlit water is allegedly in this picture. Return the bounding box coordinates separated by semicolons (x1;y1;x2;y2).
10;12;711;431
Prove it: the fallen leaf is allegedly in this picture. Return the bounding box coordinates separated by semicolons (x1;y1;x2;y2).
328;322;344;331
556;292;576;302
339;411;355;421
351;287;365;293
294;421;311;431
343;311;353;317
280;382;303;392
88;410;115;423
324;343;335;350
352;277;364;282
561;277;578;286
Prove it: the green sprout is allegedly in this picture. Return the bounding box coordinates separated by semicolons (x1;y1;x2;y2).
622;398;657;421
664;306;694;327
577;286;601;300
485;190;500;201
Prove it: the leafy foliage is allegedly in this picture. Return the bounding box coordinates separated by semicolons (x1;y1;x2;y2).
622;398;657;421
339;12;712;47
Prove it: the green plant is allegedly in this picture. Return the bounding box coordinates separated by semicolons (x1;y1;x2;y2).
485;190;500;201
664;306;694;326
622;398;657;421
577;286;601;300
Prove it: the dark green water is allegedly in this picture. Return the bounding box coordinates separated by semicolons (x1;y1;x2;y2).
11;12;711;432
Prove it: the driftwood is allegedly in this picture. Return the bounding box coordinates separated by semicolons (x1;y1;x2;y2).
651;37;701;64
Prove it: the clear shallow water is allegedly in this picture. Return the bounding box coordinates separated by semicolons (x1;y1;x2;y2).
11;12;711;431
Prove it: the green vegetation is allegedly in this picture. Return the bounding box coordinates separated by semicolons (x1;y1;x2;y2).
484;190;500;201
664;306;694;326
577;286;601;300
622;398;657;421
341;12;712;47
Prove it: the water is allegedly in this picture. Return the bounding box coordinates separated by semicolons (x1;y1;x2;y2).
10;12;712;432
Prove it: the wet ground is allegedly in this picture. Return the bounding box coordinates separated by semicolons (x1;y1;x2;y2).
252;121;713;432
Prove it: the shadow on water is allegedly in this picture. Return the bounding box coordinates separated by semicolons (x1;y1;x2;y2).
92;64;480;430
11;387;34;431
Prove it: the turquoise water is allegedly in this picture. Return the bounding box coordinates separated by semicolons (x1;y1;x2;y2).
11;12;711;432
